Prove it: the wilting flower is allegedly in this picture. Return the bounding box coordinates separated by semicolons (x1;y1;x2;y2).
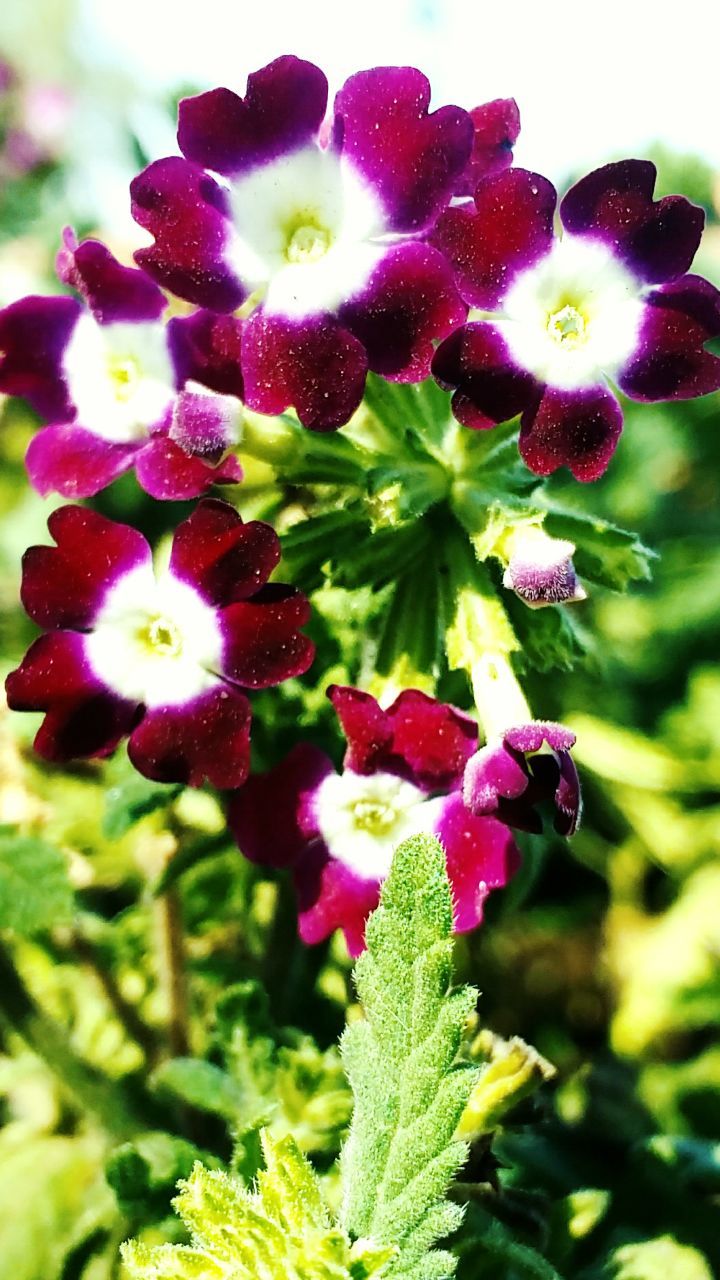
0;229;245;499
464;722;581;836
229;685;520;956
5;500;313;787
502;525;586;608
129;54;474;432
432;161;720;480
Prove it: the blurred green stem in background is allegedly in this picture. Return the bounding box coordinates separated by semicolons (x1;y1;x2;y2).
0;942;146;1140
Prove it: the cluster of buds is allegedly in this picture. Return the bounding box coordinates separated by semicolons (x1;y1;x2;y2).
1;54;717;953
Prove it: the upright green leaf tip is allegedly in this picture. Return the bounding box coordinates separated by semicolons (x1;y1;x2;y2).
340;834;479;1279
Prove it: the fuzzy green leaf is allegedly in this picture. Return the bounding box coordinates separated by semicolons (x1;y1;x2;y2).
0;831;74;934
340;835;479;1278
121;1133;394;1280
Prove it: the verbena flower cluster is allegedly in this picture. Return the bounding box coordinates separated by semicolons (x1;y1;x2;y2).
2;54;718;953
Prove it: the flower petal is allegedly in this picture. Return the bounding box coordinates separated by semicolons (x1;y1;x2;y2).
134;434;242;500
0;294;80;420
328;685;477;790
519;384;624;481
505;721;576;753
463;740;538;831
220;585;314;688
560;160;704;284
431;168;556;309
178;56;328;176
333;66;472;232
455;97;521;196
432;321;537;429
228;743;335;867
618;274;720;401
241;310;368;431
295;843;381;957
434;793;521;932
26;423;141;498
57;228;167;323
127;684;252;787
5;631;136;762
131;157;245;312
20;505;151;630
168;498;280;605
339;241;466;381
168;310;245;398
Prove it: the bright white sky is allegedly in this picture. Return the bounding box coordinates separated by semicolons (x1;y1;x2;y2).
1;0;718;244
74;0;720;184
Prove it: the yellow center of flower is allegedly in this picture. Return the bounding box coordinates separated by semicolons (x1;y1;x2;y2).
547;303;587;348
351;799;398;836
139;616;183;658
285;220;332;265
107;354;141;402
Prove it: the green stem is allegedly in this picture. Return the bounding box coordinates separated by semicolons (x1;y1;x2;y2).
154;880;191;1059
0;942;145;1139
71;924;159;1063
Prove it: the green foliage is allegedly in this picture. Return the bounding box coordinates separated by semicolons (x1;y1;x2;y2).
0;831;74;934
341;835;479;1279
609;1236;713;1280
121;1133;394;1280
103;773;181;840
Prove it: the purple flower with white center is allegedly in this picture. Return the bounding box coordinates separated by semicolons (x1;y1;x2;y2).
129;55;472;432
502;525;586;608
432;161;720;480
464;654;581;836
0;229;245;500
228;684;520;957
5;500;314;788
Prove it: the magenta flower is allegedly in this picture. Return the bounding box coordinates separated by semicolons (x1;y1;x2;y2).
432;161;720;480
463;722;581;837
0;229;246;500
229;685;520;956
5;500;313;788
129;54;474;432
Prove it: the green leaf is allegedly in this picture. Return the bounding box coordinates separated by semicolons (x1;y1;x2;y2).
102;775;181;840
340;835;479;1279
121;1133;394;1280
544;509;655;591
106;1131;217;1217
610;1236;713;1280
0;831;73;934
151;1058;243;1120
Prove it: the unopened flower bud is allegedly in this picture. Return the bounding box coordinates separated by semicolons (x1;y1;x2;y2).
503;526;586;608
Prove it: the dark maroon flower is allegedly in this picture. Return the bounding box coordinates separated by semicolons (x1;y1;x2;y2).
5;500;313;788
432;161;720;480
463;721;581;836
229;685;519;956
0;229;245;500
130;55;472;431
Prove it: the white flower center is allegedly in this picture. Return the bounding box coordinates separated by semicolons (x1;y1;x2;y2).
498;236;644;390
226;146;388;320
63;315;175;443
85;565;223;707
313;769;441;881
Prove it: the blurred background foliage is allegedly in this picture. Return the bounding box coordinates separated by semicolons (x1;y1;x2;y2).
0;17;719;1280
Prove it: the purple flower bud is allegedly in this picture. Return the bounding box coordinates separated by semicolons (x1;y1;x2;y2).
503;528;586;608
